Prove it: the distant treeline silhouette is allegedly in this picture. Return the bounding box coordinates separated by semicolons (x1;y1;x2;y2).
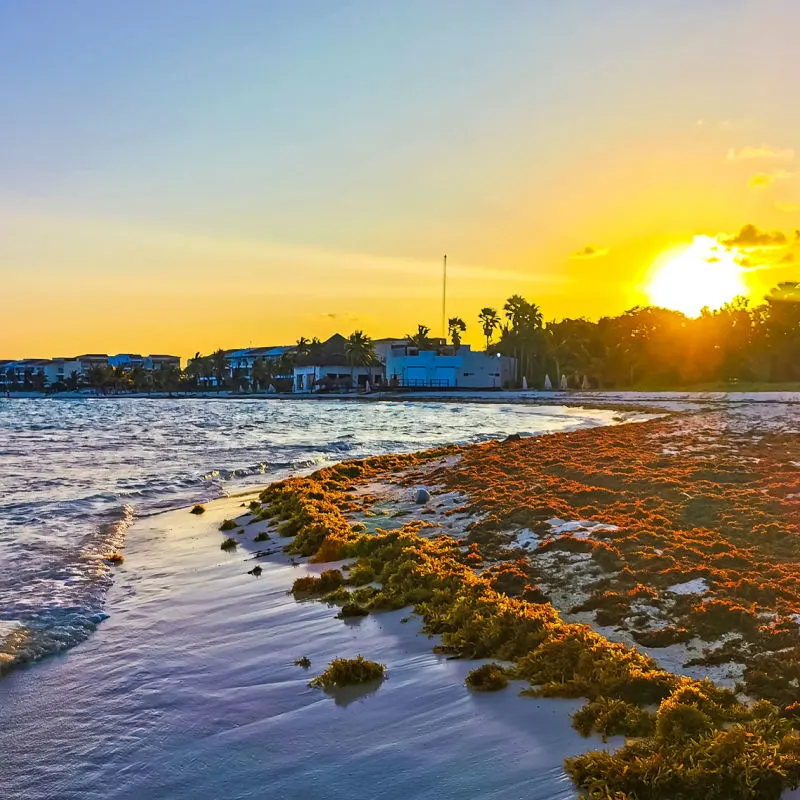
481;282;800;388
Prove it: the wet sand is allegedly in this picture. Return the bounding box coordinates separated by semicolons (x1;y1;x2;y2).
0;493;620;800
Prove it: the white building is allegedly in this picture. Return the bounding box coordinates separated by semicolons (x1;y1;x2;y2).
43;358;82;386
293;334;383;393
385;343;515;389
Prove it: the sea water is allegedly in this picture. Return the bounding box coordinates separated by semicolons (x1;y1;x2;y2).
0;396;626;673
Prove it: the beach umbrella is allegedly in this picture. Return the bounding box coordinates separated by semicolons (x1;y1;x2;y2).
560;373;568;390
522;376;528;391
544;374;552;390
581;375;590;390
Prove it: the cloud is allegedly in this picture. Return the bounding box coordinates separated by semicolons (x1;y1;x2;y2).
720;224;788;249
774;201;800;212
749;170;794;188
322;312;359;321
728;145;795;161
570;245;610;260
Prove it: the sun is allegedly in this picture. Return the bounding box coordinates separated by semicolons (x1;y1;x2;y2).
645;235;749;317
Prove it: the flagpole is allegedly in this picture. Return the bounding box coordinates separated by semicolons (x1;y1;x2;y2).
441;254;447;340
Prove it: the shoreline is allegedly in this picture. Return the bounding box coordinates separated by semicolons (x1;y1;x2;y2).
3;397;799;797
233;402;800;798
0;484;622;800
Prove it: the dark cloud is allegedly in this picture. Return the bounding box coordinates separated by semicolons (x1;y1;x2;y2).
720;224;788;249
570;245;610;259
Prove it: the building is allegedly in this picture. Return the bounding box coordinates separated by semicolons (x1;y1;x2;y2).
108;354;145;370
385;343;516;389
43;358;82;386
2;359;51;388
1;352;181;391
74;354;110;376
143;354;181;371
225;346;291;382
293;334;383;393
108;354;180;371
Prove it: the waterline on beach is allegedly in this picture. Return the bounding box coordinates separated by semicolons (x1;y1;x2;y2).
0;397;636;675
0;496;621;799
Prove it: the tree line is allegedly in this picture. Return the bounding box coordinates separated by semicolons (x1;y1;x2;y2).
415;281;800;388
6;281;798;393
484;282;799;387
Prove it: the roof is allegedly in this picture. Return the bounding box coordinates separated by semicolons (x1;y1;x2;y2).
75;354;109;359
146;354;180;359
295;333;349;367
226;346;291;359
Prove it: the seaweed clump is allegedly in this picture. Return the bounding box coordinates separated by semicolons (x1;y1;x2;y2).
465;663;509;691
291;569;345;597
220;537;238;551
572;697;656;741
309;656;385;689
336;603;369;619
104;552;124;565
190;504;206;515
219;519;238;532
294;656;311;668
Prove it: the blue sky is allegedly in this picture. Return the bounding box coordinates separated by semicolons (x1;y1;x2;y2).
2;1;799;356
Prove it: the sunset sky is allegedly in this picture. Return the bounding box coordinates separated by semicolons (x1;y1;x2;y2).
2;0;799;359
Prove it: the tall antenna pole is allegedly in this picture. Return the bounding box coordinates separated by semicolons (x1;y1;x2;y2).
441;254;447;341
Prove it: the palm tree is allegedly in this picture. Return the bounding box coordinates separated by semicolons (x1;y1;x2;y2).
448;317;467;348
406;324;432;350
295;337;311;357
504;294;543;332
345;330;378;366
308;337;324;362
478;307;501;349
211;349;228;390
